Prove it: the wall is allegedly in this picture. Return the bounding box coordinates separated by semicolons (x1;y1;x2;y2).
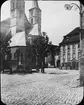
60;43;79;69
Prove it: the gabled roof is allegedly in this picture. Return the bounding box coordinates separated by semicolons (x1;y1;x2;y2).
64;27;80;37
59;27;80;46
60;35;79;45
1;14;32;37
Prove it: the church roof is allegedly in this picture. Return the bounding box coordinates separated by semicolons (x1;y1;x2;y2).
1;17;41;47
1;18;10;27
0;14;33;41
24;14;33;32
29;24;40;35
1;0;41;46
10;31;26;47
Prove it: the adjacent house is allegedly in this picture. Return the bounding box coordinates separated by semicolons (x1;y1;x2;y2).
59;27;80;70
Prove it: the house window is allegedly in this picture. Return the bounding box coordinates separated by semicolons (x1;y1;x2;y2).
63;46;65;54
67;45;70;51
66;37;70;41
63;55;65;62
72;44;76;59
67;45;70;62
63;46;66;62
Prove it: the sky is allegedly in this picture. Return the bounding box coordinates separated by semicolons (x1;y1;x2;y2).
1;0;80;45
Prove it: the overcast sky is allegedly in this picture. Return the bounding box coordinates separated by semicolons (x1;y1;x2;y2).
1;0;80;45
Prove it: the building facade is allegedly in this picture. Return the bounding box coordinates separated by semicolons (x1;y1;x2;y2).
59;27;80;70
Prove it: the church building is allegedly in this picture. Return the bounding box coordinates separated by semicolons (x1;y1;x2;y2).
1;0;42;70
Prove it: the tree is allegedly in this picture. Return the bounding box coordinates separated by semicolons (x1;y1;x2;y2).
27;32;50;73
39;32;50;73
0;34;12;73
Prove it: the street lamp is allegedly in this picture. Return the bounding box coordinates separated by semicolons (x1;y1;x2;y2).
64;2;83;58
64;3;84;86
64;3;81;11
64;3;83;41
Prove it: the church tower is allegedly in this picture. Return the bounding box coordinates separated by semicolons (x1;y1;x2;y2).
10;0;25;36
29;0;41;34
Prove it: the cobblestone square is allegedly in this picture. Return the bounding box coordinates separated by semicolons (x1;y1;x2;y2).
1;68;84;105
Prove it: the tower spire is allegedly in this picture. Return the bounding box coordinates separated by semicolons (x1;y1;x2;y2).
29;0;41;35
32;0;39;8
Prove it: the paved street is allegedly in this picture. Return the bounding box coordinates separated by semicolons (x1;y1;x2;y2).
1;68;83;105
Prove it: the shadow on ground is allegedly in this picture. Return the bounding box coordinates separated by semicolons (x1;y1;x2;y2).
1;69;69;76
1;70;39;75
1;70;69;75
48;72;68;75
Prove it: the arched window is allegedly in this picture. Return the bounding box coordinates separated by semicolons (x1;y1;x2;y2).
31;19;33;24
11;0;15;10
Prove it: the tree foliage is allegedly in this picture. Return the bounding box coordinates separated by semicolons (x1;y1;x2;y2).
0;33;11;70
27;32;50;57
27;32;50;72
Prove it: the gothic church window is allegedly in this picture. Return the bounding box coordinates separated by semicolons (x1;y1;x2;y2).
11;0;15;10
